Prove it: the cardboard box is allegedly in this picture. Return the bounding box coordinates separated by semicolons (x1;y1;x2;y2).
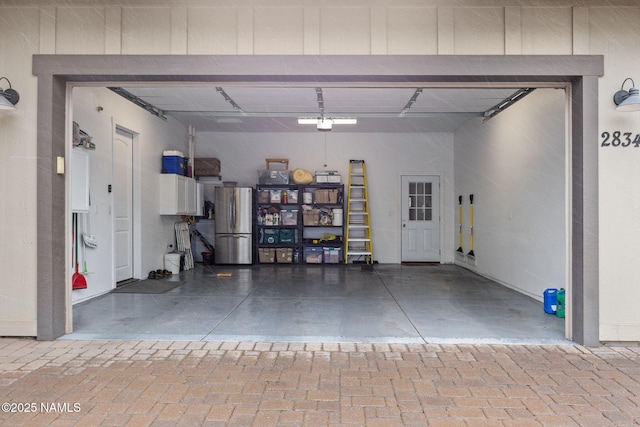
194;157;220;177
303;210;320;226
315;189;339;204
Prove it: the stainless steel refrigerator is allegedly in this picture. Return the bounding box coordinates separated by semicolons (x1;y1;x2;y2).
214;186;253;264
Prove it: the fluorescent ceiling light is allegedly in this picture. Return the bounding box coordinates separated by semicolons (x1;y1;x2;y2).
298;117;357;131
298;118;319;124
297;117;357;125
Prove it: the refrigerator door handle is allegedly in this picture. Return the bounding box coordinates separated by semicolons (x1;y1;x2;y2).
228;191;233;230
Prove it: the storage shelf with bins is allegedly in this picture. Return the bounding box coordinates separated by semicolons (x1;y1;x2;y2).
254;183;344;264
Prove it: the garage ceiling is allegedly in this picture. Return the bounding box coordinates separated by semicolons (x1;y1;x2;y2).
118;85;527;132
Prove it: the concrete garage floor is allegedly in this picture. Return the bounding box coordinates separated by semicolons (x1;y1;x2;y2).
68;264;568;345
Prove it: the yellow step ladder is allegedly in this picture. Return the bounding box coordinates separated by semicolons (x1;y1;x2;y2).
345;160;374;265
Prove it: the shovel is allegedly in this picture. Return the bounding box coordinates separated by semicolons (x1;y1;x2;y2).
72;213;87;289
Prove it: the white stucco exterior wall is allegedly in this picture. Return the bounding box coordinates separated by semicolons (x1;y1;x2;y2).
0;1;637;342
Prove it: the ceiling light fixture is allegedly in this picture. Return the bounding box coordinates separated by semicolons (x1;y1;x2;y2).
613;78;640;112
0;77;20;110
298;117;357;131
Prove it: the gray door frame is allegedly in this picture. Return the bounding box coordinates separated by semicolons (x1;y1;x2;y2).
33;54;602;345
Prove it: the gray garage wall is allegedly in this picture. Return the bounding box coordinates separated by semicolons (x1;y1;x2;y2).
455;89;566;301
70;88;189;303
195;131;456;264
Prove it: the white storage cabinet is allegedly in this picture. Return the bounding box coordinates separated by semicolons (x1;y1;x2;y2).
159;174;198;215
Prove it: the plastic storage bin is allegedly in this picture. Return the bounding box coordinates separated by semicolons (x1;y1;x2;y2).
278;229;296;243
323;247;341;264
258;248;276;263
305;247;323;264
276;248;293;263
260;228;279;244
281;210;298;226
259;170;289;184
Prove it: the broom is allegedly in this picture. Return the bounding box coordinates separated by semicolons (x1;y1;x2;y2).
467;194;475;258
72;213;87;289
456;195;463;252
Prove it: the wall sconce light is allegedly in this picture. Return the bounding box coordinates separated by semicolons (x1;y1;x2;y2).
0;77;19;110
613;78;640;112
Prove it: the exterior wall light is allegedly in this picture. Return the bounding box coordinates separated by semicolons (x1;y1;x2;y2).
0;77;20;110
613;78;640;112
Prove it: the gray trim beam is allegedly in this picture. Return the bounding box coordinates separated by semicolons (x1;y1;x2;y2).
33;55;604;78
32;54;603;345
36;75;67;341
571;76;600;346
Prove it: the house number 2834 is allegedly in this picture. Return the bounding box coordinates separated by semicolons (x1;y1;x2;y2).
601;131;640;147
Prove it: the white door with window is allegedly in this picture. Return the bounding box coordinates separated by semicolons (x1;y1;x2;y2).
113;128;134;283
401;175;440;262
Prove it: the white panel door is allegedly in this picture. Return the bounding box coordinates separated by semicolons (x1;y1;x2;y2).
401;175;440;262
113;128;134;282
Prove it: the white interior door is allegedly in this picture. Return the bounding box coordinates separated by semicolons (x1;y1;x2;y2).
113;128;134;283
401;175;440;262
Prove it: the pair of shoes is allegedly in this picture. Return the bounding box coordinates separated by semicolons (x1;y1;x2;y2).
148;269;173;279
148;270;165;279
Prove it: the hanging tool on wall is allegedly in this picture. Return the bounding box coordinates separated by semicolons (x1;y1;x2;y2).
457;195;463;253
468;194;475;258
82;211;97;249
72;213;87;290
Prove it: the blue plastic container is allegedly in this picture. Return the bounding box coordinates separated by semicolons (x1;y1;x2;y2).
543;288;558;314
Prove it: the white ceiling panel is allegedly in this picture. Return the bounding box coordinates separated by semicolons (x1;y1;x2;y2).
322;88;416;115
116;84;531;132
222;87;319;114
126;86;233;112
412;88;519;113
